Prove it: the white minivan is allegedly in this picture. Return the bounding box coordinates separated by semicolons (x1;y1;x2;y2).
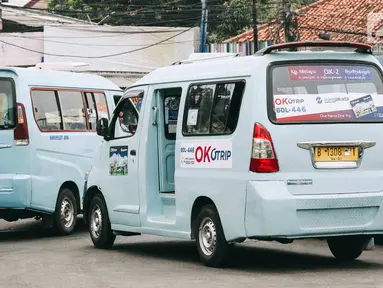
0;67;122;235
83;41;383;267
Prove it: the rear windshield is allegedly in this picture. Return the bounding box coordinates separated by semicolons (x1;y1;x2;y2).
0;79;16;129
269;63;383;123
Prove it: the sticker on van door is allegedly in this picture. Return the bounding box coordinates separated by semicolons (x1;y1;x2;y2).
109;146;129;176
180;141;232;168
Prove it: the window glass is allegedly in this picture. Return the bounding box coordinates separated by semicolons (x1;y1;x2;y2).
183;84;215;135
183;81;245;135
85;92;97;130
0;79;16;129
270;63;383;123
94;93;109;119
58;91;87;131
114;95;121;106
31;90;62;130
115;99;139;138
164;96;181;140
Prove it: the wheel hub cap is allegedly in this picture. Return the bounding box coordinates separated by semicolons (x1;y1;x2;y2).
199;217;217;256
60;197;74;228
91;205;102;239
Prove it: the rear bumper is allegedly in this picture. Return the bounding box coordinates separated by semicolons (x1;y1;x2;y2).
0;174;31;209
245;180;383;239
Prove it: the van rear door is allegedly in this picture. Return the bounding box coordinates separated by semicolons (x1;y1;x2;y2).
266;61;383;195
0;76;18;196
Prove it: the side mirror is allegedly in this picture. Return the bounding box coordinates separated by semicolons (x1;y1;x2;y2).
96;118;109;138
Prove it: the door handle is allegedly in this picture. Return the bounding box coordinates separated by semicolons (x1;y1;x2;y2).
130;150;136;156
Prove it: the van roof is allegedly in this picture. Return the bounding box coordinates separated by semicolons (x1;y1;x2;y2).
131;48;381;88
1;66;122;91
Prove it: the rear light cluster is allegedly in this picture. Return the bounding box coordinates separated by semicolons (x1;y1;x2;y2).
250;123;279;173
14;103;29;146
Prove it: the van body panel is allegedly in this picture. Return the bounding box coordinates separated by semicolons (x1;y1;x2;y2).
0;71;32;210
245;180;383;238
86;49;383;252
0;66;122;223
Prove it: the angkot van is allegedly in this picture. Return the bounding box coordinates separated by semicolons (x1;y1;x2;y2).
0;67;122;235
83;41;383;267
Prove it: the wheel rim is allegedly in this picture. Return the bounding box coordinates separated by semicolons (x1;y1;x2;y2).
60;197;75;228
90;204;102;239
198;217;217;256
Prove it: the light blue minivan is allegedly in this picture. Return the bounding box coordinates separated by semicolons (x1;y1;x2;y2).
83;41;383;267
0;67;122;235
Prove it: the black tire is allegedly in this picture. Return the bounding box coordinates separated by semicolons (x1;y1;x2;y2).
195;204;232;267
88;193;116;249
327;236;365;261
54;187;77;236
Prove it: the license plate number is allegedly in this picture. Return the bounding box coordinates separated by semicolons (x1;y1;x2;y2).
314;146;359;162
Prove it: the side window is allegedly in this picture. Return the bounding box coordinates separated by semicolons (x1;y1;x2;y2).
84;92;97;130
113;98;139;138
84;92;109;131
31;90;62;131
58;91;87;131
94;92;109;119
164;96;181;140
114;95;121;106
182;81;245;136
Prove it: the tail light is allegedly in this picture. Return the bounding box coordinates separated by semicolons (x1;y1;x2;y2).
14;103;29;146
250;123;279;173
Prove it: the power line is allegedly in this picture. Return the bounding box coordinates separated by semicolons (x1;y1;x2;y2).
1;34;196;47
0;26;195;59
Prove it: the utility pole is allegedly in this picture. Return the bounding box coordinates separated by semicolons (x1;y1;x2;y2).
199;0;208;52
252;0;258;53
282;0;292;42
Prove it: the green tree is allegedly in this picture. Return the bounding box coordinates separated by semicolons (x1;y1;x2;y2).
47;0;317;42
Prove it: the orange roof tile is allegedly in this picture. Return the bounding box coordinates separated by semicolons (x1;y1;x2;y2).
224;0;383;44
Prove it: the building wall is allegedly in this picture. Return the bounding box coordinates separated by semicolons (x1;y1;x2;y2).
43;25;200;74
0;32;43;66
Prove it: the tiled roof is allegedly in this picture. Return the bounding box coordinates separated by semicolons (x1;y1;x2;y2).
224;0;383;43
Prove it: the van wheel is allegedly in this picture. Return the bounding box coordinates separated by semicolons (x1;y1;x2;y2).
54;187;77;236
327;236;364;261
195;205;232;267
89;193;116;249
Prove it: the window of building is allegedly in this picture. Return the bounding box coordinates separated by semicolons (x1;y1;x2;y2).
31;90;62;131
182;81;245;136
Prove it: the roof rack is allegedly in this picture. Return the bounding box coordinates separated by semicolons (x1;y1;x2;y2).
255;41;373;56
172;52;244;65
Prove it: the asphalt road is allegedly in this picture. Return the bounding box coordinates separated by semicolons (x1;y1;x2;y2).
1;219;383;288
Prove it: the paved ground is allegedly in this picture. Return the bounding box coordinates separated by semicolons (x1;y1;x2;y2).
1;220;383;288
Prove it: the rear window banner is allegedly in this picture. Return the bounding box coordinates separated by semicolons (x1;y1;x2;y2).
288;66;373;81
273;93;383;122
180;141;232;168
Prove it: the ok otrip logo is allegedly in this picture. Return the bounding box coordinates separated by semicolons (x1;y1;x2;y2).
274;98;304;105
195;146;231;162
181;146;232;162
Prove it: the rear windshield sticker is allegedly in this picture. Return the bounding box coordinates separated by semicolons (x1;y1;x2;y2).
350;95;377;118
288;66;373;81
273;93;383;122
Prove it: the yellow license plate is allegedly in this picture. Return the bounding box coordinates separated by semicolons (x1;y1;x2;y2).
314;146;359;162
